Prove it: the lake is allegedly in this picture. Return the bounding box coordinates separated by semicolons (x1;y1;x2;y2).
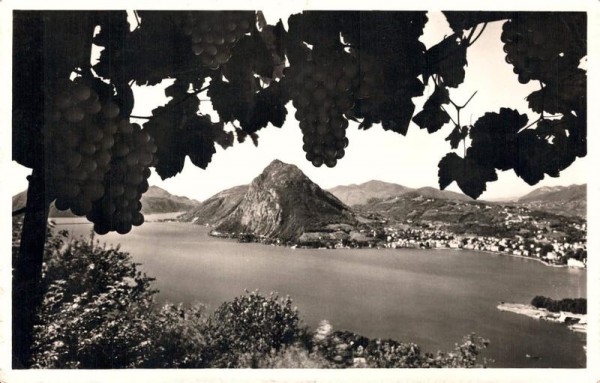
53;216;587;368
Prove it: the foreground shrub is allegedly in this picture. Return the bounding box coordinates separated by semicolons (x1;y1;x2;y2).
31;231;156;368
201;291;307;367
138;303;209;368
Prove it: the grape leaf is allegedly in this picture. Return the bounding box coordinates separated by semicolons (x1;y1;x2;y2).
209;76;289;135
412;85;451;133
513;130;555;185
438;152;498;199
527;69;586;115
185;116;218;170
423;34;468;88
468;108;528;170
143;93;222;179
446;125;469;149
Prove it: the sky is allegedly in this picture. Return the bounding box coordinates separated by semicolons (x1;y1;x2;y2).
7;11;587;202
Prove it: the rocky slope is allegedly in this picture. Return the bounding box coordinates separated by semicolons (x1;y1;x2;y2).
178;184;249;225
182;160;356;241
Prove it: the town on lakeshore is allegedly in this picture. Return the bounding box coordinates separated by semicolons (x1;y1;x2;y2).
209;200;587;269
210;220;587;269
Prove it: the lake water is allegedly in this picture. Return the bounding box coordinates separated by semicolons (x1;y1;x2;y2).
53;216;587;368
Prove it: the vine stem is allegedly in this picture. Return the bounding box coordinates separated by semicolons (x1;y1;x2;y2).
520;116;542;132
441;105;458;127
467;23;488;47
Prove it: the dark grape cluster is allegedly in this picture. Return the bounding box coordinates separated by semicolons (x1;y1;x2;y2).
87;121;157;235
286;51;358;167
180;11;254;70
501;16;582;85
46;80;121;217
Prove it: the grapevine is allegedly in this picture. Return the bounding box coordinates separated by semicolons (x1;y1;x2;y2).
500;15;583;85
180;11;255;70
45;79;121;217
286;49;357;168
86;121;157;235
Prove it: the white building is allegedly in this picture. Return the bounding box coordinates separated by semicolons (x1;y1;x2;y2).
567;258;586;268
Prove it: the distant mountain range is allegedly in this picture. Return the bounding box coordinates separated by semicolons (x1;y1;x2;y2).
12;161;586;241
328;180;586;218
518;184;586;203
328;181;414;206
180;160;355;241
516;184;586;218
328;181;477;206
12;186;200;217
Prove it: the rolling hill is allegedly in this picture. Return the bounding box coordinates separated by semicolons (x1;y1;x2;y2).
328;181;472;206
12;185;200;217
517;184;586;218
327;181;413;206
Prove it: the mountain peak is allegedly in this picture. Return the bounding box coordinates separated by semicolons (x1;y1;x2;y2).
191;160;355;241
257;160;306;184
263;159;301;172
145;185;172;198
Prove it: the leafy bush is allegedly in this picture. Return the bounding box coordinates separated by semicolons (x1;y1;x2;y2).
138;303;209;368
32;231;157;368
201;291;306;367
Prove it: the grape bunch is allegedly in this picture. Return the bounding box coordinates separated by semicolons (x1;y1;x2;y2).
500;15;581;85
45;79;121;217
286;51;359;168
87;121;157;235
180;11;255;70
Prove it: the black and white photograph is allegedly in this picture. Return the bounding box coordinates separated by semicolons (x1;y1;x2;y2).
1;2;598;382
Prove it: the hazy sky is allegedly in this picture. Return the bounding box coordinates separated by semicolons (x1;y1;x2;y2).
7;11;587;201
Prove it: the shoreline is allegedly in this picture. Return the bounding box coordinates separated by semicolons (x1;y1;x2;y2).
208;228;580;269
49;217;584;270
497;303;587;334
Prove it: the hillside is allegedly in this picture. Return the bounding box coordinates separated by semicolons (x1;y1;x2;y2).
12;186;200;217
412;187;473;202
357;191;500;233
182;160;356;241
327;181;413;206
140;186;201;214
517;184;586;218
328;181;472;206
178;184;249;225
